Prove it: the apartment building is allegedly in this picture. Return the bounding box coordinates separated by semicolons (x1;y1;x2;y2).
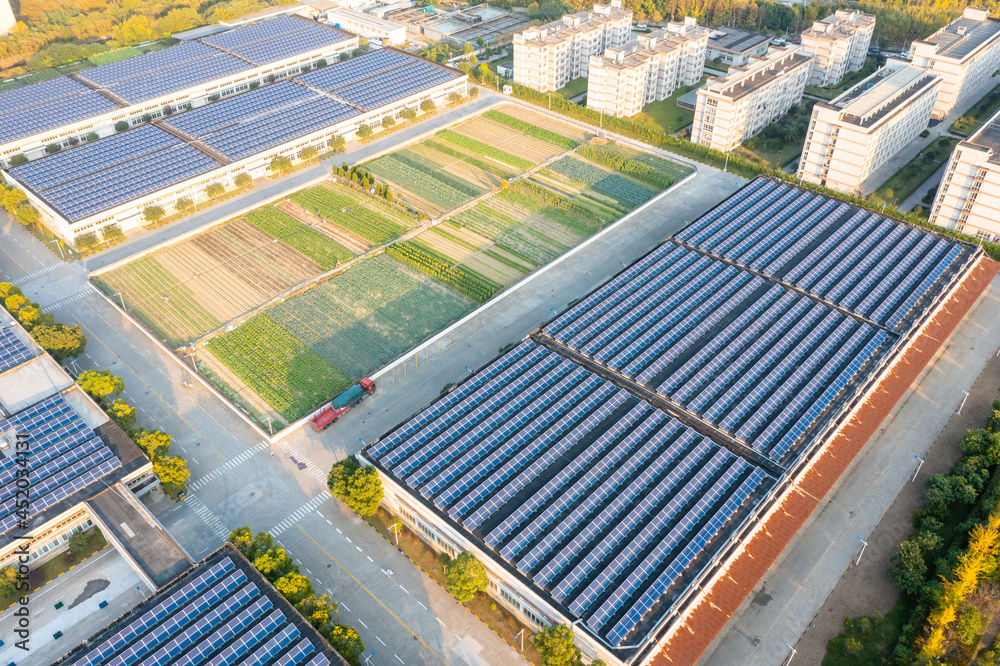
587;17;709;118
797;61;939;194
909;7;1000;119
800;10;876;87
929;109;1000;240
705;27;770;66
691;46;813;152
513;0;632;92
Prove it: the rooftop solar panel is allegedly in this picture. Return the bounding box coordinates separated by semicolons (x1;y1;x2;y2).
0;327;34;372
203;15;310;50
0;80;120;145
230;23;349;66
0;76;85;115
102;52;253;104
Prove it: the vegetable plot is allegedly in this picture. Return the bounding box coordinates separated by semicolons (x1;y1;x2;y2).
550;157;657;207
291;187;407;245
437;130;535;170
368;154;482;210
483;110;580;150
243;207;352;270
387;242;499;303
577;143;691;189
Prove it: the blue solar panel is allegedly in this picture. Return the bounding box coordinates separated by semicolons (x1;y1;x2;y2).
105;53;252;104
0;79;120;144
204;16;312;50
81;42;222;87
0;327;33;372
0;76;85;115
297;49;411;91
230;24;348;66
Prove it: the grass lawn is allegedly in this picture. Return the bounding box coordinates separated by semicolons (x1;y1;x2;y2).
557;77;589;100
805;57;879;100
950;83;1000;136
736;140;802;170
823;601;911;665
367;510;544;664
633;75;708;135
876;136;959;205
0;529;108;609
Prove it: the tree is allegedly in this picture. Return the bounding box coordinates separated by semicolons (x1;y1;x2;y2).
4;294;28;313
135;429;172;461
448;91;461;104
228;527;275;561
15;305;50;331
0;565;17;598
0;284;20;299
205;182;226;198
401;107;417;122
956;607;983;646
357;124;372;139
9;154;27;166
300;146;319;160
295;593;337;630
114;15;156;46
535;624;581;666
328;135;345;152
463;42;474;55
78;369;125;404
45;143;60;154
108;398;137;433
347;466;382;515
476;36;485;49
114;121;129;132
382;115;395;129
420;99;436;113
234;173;252;189
143;205;165;223
154;456;190;489
274;572;313;604
446;551;488;602
469;86;479;98
31;324;86;360
175;197;193;212
158;7;201;34
328;624;364;666
458;61;471;73
14;204;39;227
317;58;328;67
102;224;124;242
254;548;297;581
328;456;360;501
68;531;89;553
270;155;293;174
888;532;939;596
86;132;98;142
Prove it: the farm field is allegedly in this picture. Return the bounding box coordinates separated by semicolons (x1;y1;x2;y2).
199;254;474;421
367;104;585;217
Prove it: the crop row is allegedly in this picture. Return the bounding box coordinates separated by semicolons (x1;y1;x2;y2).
291;187;406;245
392;151;483;198
437;131;535;171
207;313;350;420
386;242;498;303
549;157;655;206
368;155;477;210
482;110;579;150
577;143;689;189
243;207;352;270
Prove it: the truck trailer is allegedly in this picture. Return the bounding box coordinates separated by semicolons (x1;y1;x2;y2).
310;378;375;431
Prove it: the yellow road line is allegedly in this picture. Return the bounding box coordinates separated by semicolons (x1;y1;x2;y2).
295;524;450;666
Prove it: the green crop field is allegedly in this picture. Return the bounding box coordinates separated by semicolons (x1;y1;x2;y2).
264;255;474;381
244;207;352;269
550;156;657;206
387;242;499;303
290;185;410;245
482;110;580;150
206;314;351;421
576;143;691;189
436;130;535;170
368;153;486;210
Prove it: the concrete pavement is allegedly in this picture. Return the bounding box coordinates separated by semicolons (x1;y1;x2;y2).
702;273;1000;666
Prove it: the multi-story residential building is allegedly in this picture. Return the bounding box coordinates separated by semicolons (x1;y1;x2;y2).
513;0;632;92
800;10;876;87
705;27;770;66
691;46;813;152
929;108;1000;240
909;7;1000;119
587;17;709;118
797;61;939;194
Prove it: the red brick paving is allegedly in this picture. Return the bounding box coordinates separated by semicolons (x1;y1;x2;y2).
647;257;1000;666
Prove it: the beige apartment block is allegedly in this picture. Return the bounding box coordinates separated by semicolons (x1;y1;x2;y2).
513;0;632;92
800;10;875;87
930;109;1000;240
587;18;709;118
691;46;813;152
909;7;1000;119
797;62;939;194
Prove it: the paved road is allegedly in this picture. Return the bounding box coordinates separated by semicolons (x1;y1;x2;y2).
702;274;1000;666
0;142;745;665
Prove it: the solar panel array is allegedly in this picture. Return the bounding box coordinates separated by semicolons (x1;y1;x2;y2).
0;394;121;536
163;80;359;161
368;341;773;646
542;243;896;464
203;16;349;66
674;178;973;331
0;77;120;145
367;177;976;650
9;125;220;222
297;49;460;110
0;327;34;373
72;556;335;666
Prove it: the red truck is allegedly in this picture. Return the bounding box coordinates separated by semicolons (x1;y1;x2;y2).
310;378;376;431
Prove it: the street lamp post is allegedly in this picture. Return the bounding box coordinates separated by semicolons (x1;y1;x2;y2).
784;642;797;665
113;292;126;310
389;522;400;547
855;536;868;566
48;239;65;261
958;389;970;415
912;454;925;483
515;629;525;651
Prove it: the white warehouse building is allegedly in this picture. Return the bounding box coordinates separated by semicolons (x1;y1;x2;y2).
0;15;359;167
587;18;709;119
797;61;940;194
325;8;407;46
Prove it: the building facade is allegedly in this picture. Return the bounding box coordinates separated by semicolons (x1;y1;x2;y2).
797;62;939;194
800;10;876;87
929;108;1000;241
587;18;709;118
909;7;1000;119
691;46;813;152
705;27;770;66
325;8;407;45
513;0;632;92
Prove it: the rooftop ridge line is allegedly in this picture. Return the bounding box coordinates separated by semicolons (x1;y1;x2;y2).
529;331;786;477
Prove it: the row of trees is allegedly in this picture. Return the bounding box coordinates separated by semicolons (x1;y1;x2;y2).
228;527;365;664
0;183;40;228
0;282;86;360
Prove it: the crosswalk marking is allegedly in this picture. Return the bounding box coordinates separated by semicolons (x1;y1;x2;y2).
184;494;229;540
187;441;268;492
46;288;94;310
12;263;61;285
270;492;330;536
275;440;328;482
